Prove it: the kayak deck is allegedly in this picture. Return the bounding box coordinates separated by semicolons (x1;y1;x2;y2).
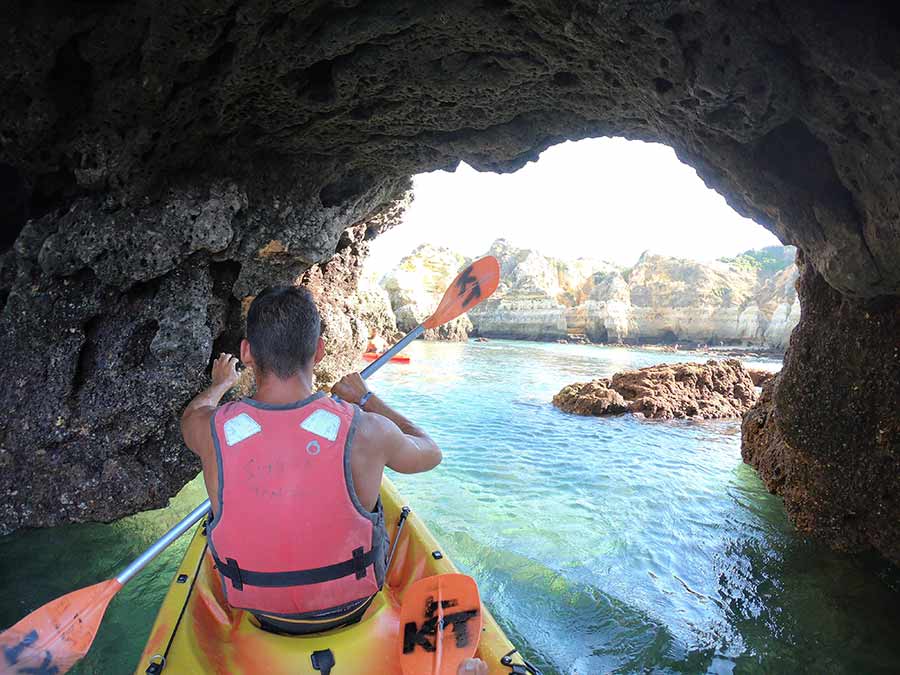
136;478;527;674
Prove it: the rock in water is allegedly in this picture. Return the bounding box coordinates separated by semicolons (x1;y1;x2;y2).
552;380;629;416
611;359;757;419
554;359;757;420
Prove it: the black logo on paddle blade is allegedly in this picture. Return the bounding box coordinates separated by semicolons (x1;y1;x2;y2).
456;265;482;309
402;596;479;653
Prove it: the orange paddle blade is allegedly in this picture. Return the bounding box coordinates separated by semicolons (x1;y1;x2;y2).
0;579;121;674
422;256;500;329
399;573;483;675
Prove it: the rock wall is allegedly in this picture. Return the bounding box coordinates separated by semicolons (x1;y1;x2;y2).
0;177;409;533
466;239;614;340
382;244;472;340
0;1;898;557
582;251;799;347
458;240;798;346
743;257;900;564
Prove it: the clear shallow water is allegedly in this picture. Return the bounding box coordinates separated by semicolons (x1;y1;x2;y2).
2;340;898;674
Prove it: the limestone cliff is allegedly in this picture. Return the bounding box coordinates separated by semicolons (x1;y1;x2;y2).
459;241;798;347
467;239;617;340
381;244;472;341
582;250;799;347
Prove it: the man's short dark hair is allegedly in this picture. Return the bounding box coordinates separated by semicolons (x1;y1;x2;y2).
246;286;320;378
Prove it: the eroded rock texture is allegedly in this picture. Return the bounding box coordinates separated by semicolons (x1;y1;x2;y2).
554;359;758;420
0;1;898;554
743;257;900;564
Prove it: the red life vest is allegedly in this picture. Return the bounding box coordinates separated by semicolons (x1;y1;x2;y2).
207;392;387;618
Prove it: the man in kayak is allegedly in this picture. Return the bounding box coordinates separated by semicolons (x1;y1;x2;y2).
180;285;442;634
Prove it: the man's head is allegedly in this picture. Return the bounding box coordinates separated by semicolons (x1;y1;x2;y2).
241;286;325;380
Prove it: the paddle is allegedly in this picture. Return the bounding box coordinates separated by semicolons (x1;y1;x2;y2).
0;255;500;674
399;574;484;675
361;255;500;379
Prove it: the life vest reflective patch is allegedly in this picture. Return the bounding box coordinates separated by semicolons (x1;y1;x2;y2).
223;413;261;446
300;408;341;442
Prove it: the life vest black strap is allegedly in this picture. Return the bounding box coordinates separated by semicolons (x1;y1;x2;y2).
214;546;378;590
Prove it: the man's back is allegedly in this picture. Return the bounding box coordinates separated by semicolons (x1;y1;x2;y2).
178;285;441;630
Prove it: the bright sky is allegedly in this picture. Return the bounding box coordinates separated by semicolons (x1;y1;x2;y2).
366;137;782;276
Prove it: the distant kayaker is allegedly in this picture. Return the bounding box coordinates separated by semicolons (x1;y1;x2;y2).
180;285;442;635
366;326;388;354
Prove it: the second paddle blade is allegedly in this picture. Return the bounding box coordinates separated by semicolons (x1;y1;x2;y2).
423;256;500;329
399;573;484;675
0;578;121;675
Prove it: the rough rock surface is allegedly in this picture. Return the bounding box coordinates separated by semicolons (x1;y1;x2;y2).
747;369;777;388
554;359;758;420
552;380;629;416
467;239;614;341
453;239;798;346
612;359;758;419
0;1;898;556
358;275;399;343
583;251;799;347
743;257;900;564
0;181;409;533
382;244;472;341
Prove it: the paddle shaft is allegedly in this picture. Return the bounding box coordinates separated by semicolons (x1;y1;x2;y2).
115;326;421;586
116;499;212;584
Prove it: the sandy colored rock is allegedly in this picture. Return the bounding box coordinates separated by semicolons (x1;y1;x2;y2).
382;244;473;341
747;369;777;387
552;380;629;416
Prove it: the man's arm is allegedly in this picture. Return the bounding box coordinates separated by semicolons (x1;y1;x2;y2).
181;353;240;458
331;372;442;474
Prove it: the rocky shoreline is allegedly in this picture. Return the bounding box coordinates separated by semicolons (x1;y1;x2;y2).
377;240;799;349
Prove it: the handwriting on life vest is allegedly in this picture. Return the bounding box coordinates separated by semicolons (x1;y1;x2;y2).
402;596;479;654
3;629;59;675
455;265;482;309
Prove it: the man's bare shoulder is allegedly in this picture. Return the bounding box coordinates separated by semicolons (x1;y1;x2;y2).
351;409;398;456
181;405;217;461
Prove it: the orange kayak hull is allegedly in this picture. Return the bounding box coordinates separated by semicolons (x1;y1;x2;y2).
362;352;411;364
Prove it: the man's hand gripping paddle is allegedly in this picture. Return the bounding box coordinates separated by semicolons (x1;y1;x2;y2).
399;574;484;675
0;256;500;674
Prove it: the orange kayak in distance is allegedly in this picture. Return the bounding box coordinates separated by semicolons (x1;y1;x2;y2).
362;352;411;364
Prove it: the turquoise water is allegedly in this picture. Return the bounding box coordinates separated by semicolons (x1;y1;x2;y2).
2;340;899;674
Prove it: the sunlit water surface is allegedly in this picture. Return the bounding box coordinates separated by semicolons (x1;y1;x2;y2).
2;340;898;674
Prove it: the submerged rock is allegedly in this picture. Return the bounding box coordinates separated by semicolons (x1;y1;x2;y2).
554;359;757;420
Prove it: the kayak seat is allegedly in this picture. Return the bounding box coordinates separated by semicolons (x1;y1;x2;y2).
251;594;377;636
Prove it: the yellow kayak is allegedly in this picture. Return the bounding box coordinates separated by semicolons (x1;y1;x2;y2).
136;478;532;674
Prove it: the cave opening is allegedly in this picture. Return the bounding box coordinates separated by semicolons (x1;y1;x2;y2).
365;137;795;350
